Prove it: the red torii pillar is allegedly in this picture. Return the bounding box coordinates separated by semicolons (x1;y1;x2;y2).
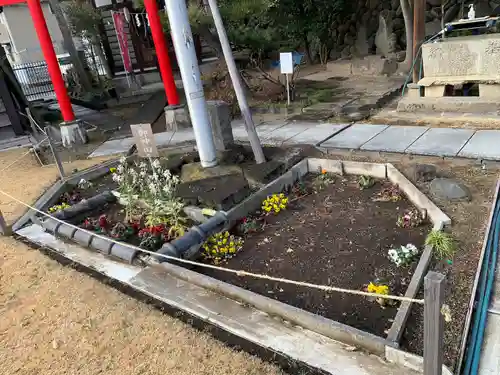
143;0;180;105
0;0;75;121
1;0;180;121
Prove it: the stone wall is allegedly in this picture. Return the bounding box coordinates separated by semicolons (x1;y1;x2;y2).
331;0;500;60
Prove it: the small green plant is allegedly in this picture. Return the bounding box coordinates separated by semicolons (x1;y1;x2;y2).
426;230;457;259
239;217;263;234
261;193;288;214
202;231;244;264
358;175;375;190
388;243;419;266
312;169;335;191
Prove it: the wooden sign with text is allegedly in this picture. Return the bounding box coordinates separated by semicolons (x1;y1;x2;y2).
130;123;159;158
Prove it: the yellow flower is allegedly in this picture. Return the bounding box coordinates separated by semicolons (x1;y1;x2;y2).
110;167;117;173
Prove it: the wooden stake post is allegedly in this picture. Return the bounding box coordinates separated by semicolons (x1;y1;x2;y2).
0;209;11;236
424;271;445;375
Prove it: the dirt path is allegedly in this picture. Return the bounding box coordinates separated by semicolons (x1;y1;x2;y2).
0;149;282;375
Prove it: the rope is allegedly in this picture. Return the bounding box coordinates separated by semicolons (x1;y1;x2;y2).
0;185;424;305
0;136;48;175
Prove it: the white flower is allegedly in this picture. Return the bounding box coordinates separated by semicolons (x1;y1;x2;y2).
117;165;124;173
402;246;410;254
119;156;127;164
112;174;123;183
163;169;171;178
139;162;147;170
388;249;398;258
152;159;161;169
406;243;418;254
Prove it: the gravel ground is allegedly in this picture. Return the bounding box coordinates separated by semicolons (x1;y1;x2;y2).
0;148;282;375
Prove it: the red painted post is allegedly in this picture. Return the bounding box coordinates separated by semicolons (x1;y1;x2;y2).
27;0;75;122
143;0;180;105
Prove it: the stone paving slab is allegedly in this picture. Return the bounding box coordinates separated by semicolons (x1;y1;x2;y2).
361;125;429;153
405;128;475;157
89;129;195;158
232;121;287;141
458;130;500;160
319;124;389;149
280;123;349;145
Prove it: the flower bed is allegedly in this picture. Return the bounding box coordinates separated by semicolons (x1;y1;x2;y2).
196;172;434;337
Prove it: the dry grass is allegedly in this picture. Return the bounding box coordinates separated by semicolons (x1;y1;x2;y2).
0;148;282;375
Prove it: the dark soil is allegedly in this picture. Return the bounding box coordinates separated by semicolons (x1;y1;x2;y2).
200;174;430;337
318;149;498;371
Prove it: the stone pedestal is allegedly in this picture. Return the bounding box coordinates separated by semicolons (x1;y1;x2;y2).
60;120;88;147
407;83;422;98
479;84;500;99
425;85;445;97
207;100;234;151
165;104;191;131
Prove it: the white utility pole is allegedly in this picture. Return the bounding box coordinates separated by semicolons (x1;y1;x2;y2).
165;0;217;168
206;0;266;164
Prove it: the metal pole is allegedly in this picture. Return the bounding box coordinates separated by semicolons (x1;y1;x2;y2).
27;0;75;122
165;0;217;167
206;0;266;164
45;127;65;180
144;0;180;105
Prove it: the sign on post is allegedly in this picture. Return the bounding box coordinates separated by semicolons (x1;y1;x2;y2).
280;52;293;106
130;123;159;158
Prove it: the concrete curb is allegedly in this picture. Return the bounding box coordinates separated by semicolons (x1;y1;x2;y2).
386;163;450;230
386;245;433;344
158;261;387;355
385;346;453;375
456;178;500;372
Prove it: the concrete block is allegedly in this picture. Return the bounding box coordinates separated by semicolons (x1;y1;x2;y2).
405;127;474;157
424;85;445;97
458;130;500;161
56;222;77;238
361;125;429;153
342;161;387;179
307;158;343;174
165;104;191;131
207;100;234;151
397;97;500;114
90;236;113;255
320;124;389;149
351;56;398;76
385;346;453;375
41;217;61;233
72;229;93;247
386;164;451;228
110;242;138;264
479;84;500;98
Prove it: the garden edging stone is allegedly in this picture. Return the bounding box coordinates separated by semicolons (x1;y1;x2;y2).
158;261;387;355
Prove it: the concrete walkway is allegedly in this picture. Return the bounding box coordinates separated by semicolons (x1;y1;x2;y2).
89;120;500;161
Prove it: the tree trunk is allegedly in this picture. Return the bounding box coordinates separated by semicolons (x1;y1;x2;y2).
303;33;313;64
49;0;93;92
400;0;414;72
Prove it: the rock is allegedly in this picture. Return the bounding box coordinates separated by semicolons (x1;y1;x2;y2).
180;162;242;183
430;178;472;201
354;26;370;56
427;0;441;6
425;19;442;37
375;10;397;56
475;1;492;17
411;164;437;182
444;3;460;22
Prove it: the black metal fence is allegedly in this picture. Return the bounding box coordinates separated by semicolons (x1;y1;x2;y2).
11;59;72;102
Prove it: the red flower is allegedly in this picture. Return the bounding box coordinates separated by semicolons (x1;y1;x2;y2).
98;215;108;229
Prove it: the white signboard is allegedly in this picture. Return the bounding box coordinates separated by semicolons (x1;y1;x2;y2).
130;123;159;158
280;52;294;74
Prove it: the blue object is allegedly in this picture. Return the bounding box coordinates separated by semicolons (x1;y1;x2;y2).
272;52;305;69
462;187;500;375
